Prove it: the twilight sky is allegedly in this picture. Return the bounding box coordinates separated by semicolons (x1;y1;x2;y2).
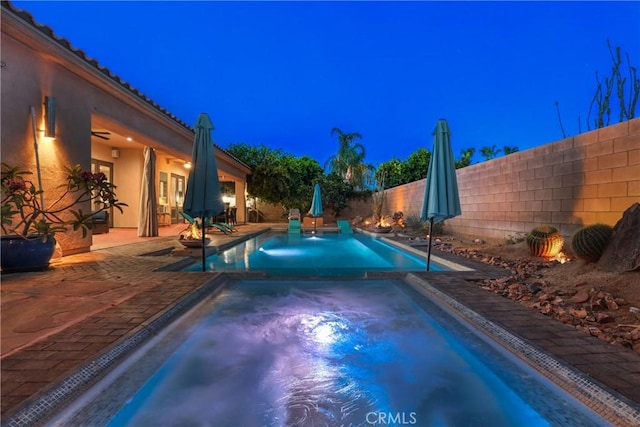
13;1;640;167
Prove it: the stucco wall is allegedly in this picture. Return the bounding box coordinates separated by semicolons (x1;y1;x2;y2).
382;118;640;242
2;10;251;254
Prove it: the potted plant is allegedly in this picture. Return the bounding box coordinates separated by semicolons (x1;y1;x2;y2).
1;162;126;272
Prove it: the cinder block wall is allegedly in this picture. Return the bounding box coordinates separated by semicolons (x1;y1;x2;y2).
383;118;640;242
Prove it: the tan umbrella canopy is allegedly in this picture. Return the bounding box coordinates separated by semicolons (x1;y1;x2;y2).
137;146;158;237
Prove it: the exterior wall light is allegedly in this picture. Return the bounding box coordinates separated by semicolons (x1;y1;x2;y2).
184;162;191;169
44;96;56;138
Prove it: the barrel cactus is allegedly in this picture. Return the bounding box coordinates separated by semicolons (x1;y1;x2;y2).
525;225;564;258
572;224;613;263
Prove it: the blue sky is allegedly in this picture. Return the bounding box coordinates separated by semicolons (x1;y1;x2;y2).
14;1;640;167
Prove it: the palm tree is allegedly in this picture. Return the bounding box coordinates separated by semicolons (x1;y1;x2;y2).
325;127;374;189
480;145;502;161
503;145;519;155
455;147;475;169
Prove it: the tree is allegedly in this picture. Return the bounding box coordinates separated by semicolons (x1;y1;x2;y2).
280;155;324;212
325;128;375;190
375;158;404;189
480;145;501;161
455;148;475;169
226;143;323;212
503;145;519;155
319;172;356;219
403;148;430;183
374;148;431;189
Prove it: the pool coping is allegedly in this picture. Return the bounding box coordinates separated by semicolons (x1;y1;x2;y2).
406;273;640;426
47;275;628;426
162;227;489;275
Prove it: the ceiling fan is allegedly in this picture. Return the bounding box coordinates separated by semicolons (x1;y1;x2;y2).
91;130;111;140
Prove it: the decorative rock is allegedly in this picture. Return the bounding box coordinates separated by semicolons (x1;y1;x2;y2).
569;290;590;304
558;314;574;324
537;293;554;302
604;295;619;311
595;312;615;323
588;327;603;337
593;299;607;311
569;306;588;319
526;282;543;294
597;202;640;273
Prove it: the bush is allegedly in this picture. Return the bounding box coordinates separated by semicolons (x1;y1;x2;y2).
403;215;443;237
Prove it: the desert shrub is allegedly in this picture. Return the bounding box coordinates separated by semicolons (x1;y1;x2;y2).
505;232;527;245
403;214;443;236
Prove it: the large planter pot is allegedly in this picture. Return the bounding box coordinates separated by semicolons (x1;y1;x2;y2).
1;235;56;273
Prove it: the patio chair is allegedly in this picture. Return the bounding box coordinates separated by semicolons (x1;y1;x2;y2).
288;208;301;220
179;212;234;234
337;219;353;234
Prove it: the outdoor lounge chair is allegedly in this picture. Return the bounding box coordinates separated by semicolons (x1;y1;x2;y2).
180;212;235;234
288;208;301;220
337;219;353;234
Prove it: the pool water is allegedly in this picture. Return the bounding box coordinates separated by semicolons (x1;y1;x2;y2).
106;279;603;426
186;232;442;275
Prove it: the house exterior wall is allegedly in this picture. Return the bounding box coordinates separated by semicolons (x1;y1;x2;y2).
1;5;251;254
382;118;640;242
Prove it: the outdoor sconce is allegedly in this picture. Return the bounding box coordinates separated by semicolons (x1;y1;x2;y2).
44;96;56;138
184;162;191;169
111;148;120;159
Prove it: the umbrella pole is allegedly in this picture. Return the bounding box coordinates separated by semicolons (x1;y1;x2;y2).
201;218;206;272
426;218;434;271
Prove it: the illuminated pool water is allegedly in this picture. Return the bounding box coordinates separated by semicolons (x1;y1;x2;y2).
96;279;604;426
185;232;445;275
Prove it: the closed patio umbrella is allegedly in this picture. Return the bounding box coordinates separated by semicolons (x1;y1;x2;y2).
137;146;158;237
183;113;225;271
309;183;323;233
421;119;461;270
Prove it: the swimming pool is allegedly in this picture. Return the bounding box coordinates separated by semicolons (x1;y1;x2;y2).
185;231;454;275
55;277;610;426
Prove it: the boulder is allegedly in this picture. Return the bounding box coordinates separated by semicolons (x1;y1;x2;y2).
597;203;640;273
569;290;590;304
